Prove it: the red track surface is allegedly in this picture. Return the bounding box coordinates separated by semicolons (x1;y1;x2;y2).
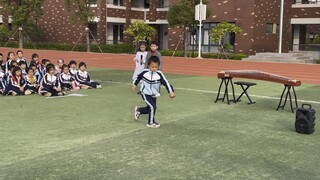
2;47;320;85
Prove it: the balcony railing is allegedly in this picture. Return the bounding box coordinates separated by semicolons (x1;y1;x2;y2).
294;0;320;4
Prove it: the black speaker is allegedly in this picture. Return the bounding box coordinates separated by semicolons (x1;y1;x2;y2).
295;104;316;134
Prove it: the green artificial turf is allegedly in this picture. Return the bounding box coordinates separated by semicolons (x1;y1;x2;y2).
0;68;320;179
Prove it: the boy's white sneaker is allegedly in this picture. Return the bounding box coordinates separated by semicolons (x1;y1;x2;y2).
146;122;160;128
153;122;161;128
134;106;140;120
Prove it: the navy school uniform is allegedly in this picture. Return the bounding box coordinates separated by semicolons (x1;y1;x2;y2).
37;65;46;78
0;71;5;93
34;70;42;84
3;75;27;95
1;61;5;72
69;68;77;78
21;69;27;77
59;72;73;91
75;70;100;88
133;69;174;125
17;58;28;67
25;75;39;93
4;60;12;74
39;73;61;96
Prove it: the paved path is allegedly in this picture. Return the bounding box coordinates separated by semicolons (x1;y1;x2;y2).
1;47;320;84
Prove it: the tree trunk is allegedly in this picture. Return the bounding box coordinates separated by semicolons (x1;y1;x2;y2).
18;28;23;49
183;26;189;57
86;28;90;52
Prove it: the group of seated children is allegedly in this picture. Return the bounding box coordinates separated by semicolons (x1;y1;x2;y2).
0;50;102;97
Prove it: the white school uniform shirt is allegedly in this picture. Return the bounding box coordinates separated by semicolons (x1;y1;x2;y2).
133;51;148;80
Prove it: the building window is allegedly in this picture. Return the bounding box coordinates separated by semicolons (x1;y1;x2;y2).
113;0;124;6
88;22;97;39
144;0;150;8
88;0;97;7
266;23;279;34
8;15;12;23
266;23;273;33
157;0;166;8
189;22;231;53
113;24;124;44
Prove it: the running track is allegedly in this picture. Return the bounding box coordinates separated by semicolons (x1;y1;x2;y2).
2;48;320;85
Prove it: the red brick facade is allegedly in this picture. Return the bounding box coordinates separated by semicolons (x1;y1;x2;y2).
1;0;319;55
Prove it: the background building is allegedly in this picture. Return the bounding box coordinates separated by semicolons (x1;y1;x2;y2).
0;0;319;55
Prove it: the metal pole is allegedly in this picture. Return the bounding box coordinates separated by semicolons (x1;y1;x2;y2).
85;27;90;52
197;0;202;58
278;0;284;54
18;27;23;49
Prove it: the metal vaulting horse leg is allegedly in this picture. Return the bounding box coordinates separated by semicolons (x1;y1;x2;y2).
215;79;224;103
276;85;297;113
215;78;234;105
276;85;287;111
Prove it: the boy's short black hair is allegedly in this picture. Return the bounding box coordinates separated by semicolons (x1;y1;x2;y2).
31;53;39;59
150;41;158;46
79;62;87;68
18;61;27;66
62;64;68;70
0;53;3;56
12;66;21;76
26;67;34;73
68;60;77;67
46;63;55;72
148;56;160;66
29;62;37;68
10;60;17;66
17;50;23;54
41;59;50;65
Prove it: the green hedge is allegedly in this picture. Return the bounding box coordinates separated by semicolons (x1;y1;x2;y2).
0;41;136;54
0;41;247;60
160;49;247;60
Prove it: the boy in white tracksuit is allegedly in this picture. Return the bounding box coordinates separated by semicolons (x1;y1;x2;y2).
132;56;175;128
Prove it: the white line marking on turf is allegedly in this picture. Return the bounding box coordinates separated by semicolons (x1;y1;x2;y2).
46;93;88;99
102;80;320;104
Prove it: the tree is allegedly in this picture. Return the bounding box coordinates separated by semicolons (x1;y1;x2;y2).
64;0;94;26
209;22;243;58
64;0;96;52
167;0;210;57
123;20;157;45
0;25;10;42
0;0;45;40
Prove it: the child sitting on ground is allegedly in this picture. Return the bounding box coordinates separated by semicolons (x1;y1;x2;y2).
55;58;64;77
132;56;175;128
18;61;28;77
38;63;64;97
75;62;102;89
29;63;42;84
3;66;29;96
68;60;78;78
24;67;39;94
16;50;27;64
59;64;79;91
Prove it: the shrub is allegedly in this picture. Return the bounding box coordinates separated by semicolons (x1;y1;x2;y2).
159;49;247;60
0;41;136;54
0;41;247;60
